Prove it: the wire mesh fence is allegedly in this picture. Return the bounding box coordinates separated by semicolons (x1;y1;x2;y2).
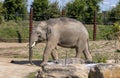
0;15;119;42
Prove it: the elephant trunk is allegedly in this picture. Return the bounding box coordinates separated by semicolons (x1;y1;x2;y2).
29;37;34;64
29;46;33;64
29;34;38;65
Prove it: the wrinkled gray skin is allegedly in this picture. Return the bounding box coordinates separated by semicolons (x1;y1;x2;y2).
30;17;92;66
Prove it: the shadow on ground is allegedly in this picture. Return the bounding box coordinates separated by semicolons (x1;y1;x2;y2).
10;60;42;66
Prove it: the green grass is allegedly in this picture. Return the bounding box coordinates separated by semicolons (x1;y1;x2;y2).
0;21;29;42
26;72;36;78
32;50;43;59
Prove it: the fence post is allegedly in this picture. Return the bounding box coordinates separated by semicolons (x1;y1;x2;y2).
61;9;66;17
29;7;33;64
93;10;97;41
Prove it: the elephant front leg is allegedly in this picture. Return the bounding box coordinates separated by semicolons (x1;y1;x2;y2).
40;42;56;66
51;48;59;63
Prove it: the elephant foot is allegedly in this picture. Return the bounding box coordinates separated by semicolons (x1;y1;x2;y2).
40;60;60;67
40;62;47;67
85;60;95;64
53;60;59;64
30;61;34;65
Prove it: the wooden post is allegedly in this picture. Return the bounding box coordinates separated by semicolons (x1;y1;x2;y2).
61;9;65;17
29;7;33;64
93;10;97;41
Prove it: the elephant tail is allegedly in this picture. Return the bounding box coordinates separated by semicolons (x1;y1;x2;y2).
87;38;91;53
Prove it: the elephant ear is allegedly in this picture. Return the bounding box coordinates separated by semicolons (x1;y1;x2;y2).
47;26;52;34
46;26;53;40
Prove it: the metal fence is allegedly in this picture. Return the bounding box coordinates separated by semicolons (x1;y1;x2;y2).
0;16;119;42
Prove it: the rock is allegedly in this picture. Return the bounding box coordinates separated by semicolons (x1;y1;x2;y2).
89;64;120;78
41;64;89;78
57;58;85;64
34;58;120;78
106;60;115;63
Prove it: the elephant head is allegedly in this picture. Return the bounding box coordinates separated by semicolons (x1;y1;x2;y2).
30;21;48;48
29;21;49;64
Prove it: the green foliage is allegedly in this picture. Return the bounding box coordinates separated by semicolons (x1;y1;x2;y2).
100;22;120;40
32;0;49;21
86;25;117;40
86;24;119;40
108;1;120;23
113;21;120;32
26;72;36;78
66;0;86;21
0;2;4;23
32;0;60;21
84;0;103;23
47;1;60;18
3;0;28;21
112;22;120;40
66;0;103;23
97;25;114;40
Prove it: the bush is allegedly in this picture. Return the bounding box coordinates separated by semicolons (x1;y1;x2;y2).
97;25;114;40
86;25;118;40
0;16;4;24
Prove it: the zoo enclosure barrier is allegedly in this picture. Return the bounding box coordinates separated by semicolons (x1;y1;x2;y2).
0;9;120;42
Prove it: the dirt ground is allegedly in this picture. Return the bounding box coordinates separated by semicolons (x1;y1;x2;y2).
0;43;40;78
0;40;120;78
0;58;40;78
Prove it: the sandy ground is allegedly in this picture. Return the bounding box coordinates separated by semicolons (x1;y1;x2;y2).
0;40;120;78
0;57;40;78
0;43;28;48
0;43;41;78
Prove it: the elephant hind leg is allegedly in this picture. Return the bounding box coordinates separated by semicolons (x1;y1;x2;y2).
75;41;86;58
75;47;84;58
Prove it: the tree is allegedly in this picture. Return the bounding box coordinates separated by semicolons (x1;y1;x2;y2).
66;0;86;21
47;1;60;18
32;0;49;21
0;2;4;23
84;0;103;24
66;0;103;23
3;0;28;21
108;1;120;23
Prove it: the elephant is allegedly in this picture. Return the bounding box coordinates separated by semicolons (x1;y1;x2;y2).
29;17;92;66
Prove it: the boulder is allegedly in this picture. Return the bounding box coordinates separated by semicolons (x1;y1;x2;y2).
34;58;120;78
89;64;120;78
42;64;89;78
